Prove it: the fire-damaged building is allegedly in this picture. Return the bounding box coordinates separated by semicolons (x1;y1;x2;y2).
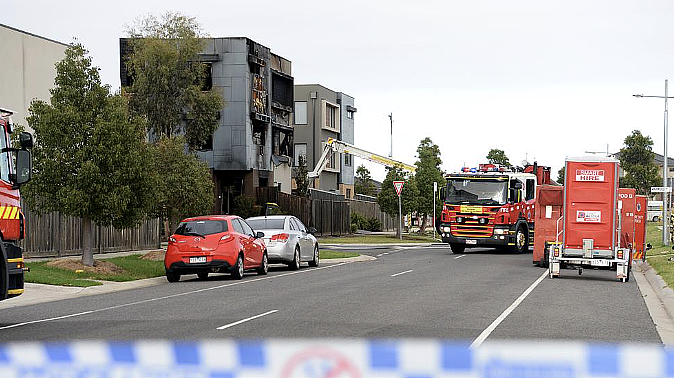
120;37;294;214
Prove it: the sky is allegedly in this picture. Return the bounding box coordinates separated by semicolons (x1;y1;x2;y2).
3;0;674;181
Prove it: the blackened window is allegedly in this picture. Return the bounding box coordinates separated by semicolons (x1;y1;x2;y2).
272;73;293;107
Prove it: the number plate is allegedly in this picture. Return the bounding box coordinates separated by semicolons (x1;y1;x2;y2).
590;259;610;267
189;256;207;264
466;239;477;245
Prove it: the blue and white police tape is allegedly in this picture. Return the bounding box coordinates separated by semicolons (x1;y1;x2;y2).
0;340;671;378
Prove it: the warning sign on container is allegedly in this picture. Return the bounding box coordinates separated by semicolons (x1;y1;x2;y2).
576;210;601;223
575;169;605;182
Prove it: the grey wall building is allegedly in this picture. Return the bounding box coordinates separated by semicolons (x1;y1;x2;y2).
292;84;356;198
0;24;68;131
121;37;294;213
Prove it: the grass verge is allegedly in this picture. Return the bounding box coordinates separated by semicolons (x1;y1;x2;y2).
645;221;674;288
319;234;438;244
26;255;165;287
319;250;360;259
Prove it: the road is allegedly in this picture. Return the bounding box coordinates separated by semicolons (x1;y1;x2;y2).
0;246;660;344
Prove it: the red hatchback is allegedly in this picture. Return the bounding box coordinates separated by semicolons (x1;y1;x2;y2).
164;215;268;282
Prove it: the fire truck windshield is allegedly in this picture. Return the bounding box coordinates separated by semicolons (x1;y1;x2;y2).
445;178;508;205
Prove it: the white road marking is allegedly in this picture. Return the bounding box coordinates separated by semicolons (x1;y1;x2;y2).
0;262;348;331
454;254;466;259
217;310;278;330
390;269;413;277
382;252;389;255
470;271;547;349
376;253;384;257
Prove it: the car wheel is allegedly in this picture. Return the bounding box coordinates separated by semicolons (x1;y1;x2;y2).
232;254;244;280
309;245;319;267
514;226;529;253
166;271;180;283
449;243;465;254
289;245;301;270
197;272;209;280
257;252;268;275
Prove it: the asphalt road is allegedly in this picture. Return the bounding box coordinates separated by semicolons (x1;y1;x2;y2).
0;246;661;344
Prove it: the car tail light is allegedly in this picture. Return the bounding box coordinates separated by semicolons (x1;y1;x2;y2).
271;233;289;243
554;248;559;257
169;236;177;244
617;250;624;259
220;234;233;243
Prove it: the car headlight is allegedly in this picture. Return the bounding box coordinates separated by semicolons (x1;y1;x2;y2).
442;226;451;233
494;229;507;235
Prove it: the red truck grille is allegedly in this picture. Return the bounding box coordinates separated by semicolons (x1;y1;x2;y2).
451;214;494;237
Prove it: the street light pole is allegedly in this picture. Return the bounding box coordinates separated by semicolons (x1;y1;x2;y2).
388;113;393;158
634;79;674;246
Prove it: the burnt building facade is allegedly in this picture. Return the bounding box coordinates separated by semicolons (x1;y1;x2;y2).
120;37;294;214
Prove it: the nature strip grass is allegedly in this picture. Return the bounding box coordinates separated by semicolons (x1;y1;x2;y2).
319;250;360;259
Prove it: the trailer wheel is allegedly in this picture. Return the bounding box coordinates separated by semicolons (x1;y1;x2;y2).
449;243;465;254
540;249;549;269
625;265;631;282
514;226;529;253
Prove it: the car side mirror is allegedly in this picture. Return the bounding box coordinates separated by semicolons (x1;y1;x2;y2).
256;231;264;239
307;227;317;235
439;187;445;201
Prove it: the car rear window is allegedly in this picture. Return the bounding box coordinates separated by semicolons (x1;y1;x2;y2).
175;220;228;236
246;218;286;230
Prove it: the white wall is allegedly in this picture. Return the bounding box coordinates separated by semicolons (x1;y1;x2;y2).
0;25;67;131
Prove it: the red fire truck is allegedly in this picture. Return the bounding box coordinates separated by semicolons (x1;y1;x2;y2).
0;108;33;301
438;163;552;254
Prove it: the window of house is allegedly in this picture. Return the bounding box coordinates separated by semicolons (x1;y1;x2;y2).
294;144;307;166
326;104;337;129
346;188;352;198
344;153;352;167
326;150;337;170
294;102;307;124
347;110;354;119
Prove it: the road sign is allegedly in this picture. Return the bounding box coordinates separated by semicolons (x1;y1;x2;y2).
434;182;438;192
651;186;673;193
393;181;405;196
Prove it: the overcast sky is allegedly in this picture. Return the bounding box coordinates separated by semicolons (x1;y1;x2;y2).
4;0;674;181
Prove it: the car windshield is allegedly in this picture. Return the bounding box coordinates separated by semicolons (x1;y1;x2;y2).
246;218;286;230
174;220;228;237
445;178;508;205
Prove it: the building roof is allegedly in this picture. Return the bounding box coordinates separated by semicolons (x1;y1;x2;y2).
0;23;69;47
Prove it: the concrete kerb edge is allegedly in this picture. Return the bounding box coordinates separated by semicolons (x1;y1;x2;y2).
634;260;674;345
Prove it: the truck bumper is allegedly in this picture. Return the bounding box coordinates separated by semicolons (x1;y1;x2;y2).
5;243;24;298
440;233;511;248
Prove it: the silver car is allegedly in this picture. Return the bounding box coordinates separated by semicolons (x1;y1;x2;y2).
246;215;319;270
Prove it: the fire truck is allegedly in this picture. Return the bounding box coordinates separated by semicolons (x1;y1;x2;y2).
0;108;33;301
437;162;552;254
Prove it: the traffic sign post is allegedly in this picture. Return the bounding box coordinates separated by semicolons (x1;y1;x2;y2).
394;181;405;240
433;182;438;240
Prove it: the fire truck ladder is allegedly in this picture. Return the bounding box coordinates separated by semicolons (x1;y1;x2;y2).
308;138;416;180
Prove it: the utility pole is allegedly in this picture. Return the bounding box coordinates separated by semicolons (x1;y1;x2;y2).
633;79;674;245
388;113;393;157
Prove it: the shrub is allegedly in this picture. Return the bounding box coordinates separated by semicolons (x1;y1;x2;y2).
350;212;367;230
350;223;358;234
233;195;258;219
365;217;381;232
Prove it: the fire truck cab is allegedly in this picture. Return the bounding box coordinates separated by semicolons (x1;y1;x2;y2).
0;107;33;301
438;163;546;254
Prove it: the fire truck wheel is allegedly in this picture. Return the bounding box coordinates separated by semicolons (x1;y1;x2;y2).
540;249;549;268
514;226;529;253
449;243;465;254
626;265;631;282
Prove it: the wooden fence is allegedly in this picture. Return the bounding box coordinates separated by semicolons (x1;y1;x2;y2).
348;199;396;231
255;187;350;236
22;209;161;258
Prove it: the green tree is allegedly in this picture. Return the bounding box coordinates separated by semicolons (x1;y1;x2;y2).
152;136;214;236
377;167;418;238
486;148;511;167
293;155;310;197
557;166;565;184
414;138;444;233
25;44;156;266
125;12;223;149
618;130;661;195
354;165;376;196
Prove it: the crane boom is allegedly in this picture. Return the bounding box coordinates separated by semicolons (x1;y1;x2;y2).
308;138;415;179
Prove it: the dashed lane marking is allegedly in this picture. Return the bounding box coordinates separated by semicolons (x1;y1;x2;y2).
390;270;413;277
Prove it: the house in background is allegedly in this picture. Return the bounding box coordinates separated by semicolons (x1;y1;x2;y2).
292;84;356;199
0;23;68;130
121;37;294;213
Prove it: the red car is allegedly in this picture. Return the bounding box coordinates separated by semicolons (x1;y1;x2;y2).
164;215;268;282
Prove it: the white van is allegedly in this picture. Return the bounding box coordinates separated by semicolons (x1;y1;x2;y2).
648;200;663;222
